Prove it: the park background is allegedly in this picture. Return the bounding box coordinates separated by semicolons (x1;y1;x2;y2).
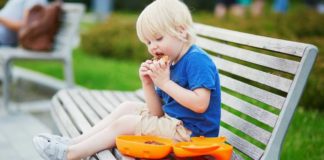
1;0;323;159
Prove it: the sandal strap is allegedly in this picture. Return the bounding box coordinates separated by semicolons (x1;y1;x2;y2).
37;136;68;160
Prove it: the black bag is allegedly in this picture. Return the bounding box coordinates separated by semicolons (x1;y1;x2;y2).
19;1;62;51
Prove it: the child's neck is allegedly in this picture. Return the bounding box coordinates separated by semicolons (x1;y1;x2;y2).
172;43;191;65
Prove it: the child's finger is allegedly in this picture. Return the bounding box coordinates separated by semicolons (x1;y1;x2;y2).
147;69;155;78
140;68;148;72
154;60;163;69
150;61;159;71
145;59;153;64
159;60;167;69
141;64;150;69
141;62;153;70
141;70;150;76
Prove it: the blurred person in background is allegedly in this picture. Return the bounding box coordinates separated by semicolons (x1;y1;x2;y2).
273;0;289;13
318;1;324;13
214;0;245;18
305;0;324;14
237;0;252;15
92;0;113;22
251;0;265;16
0;0;47;46
214;0;267;18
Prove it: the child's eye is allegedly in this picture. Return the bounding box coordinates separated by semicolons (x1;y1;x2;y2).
147;41;151;45
156;37;163;41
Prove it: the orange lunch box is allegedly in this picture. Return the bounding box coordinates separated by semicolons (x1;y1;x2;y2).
116;135;174;159
116;135;233;159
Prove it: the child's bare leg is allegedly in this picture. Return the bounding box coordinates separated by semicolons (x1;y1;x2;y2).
67;115;141;160
71;101;144;144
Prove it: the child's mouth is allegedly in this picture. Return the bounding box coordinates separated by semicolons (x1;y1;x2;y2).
152;54;169;63
153;53;165;60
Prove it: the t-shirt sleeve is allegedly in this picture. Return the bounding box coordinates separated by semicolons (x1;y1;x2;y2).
186;53;217;91
25;0;47;10
156;87;163;98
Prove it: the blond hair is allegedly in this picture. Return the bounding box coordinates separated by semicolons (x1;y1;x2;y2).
136;0;196;45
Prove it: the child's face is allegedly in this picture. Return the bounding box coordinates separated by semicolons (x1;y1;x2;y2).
145;34;184;62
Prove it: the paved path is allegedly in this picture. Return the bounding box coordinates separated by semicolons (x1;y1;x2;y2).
0;112;51;160
0;67;71;160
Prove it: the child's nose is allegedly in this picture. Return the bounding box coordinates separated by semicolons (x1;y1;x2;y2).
150;43;158;50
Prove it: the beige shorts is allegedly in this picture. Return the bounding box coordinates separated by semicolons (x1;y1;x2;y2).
134;106;192;142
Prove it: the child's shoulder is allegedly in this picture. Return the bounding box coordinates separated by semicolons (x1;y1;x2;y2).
186;45;212;61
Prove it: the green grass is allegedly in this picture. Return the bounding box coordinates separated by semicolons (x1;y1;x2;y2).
282;108;324;159
15;48;141;90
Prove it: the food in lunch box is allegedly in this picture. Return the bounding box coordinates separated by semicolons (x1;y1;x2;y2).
144;140;165;145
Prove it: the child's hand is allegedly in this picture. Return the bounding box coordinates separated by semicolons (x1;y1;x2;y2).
147;59;171;88
139;60;154;85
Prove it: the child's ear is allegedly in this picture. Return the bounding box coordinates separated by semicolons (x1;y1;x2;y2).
176;26;188;39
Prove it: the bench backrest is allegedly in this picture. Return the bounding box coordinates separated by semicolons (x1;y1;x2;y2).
53;3;84;55
194;23;317;160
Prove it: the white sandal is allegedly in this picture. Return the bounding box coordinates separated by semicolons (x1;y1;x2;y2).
33;136;68;160
37;133;71;145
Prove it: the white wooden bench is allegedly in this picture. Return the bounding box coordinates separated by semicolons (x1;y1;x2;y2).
0;3;85;112
51;23;318;160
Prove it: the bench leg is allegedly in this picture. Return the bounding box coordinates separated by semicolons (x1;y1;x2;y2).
2;60;12;112
64;58;74;88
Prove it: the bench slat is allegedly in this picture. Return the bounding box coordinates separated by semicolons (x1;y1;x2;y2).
221;109;271;144
90;91;116;113
194;23;308;57
102;91;122;107
222;92;278;127
220;74;285;109
50;108;70;137
220;127;264;160
210;55;293;92
123;91;143;102
57;91;92;131
79;90;109;118
54;4;84;50
52;96;80;137
95;150;117;160
113;91;132;103
197;37;300;74
135;89;145;101
68;90;102;124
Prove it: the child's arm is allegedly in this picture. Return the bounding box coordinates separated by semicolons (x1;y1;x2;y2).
0;9;29;32
161;82;211;113
139;60;164;116
148;60;211;113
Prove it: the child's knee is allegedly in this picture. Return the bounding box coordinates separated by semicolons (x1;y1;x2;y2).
112;115;141;131
118;101;144;111
119;101;136;108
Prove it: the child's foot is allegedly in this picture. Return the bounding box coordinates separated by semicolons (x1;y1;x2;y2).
33;136;68;160
37;133;72;145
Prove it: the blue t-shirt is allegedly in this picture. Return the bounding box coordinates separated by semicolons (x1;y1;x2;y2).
156;44;221;137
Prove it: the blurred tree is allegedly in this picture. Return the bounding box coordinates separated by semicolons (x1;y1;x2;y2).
0;0;7;8
114;0;216;11
114;0;151;11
